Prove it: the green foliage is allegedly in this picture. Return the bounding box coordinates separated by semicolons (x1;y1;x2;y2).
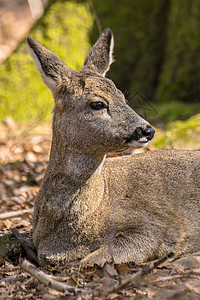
155;1;200;103
92;0;200;113
148;100;200;123
1;0;200;124
92;0;169;101
0;0;93;123
0;235;10;246
154;113;200;149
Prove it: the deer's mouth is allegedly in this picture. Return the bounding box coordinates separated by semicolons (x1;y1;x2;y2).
125;135;149;144
125;126;155;147
125;136;149;149
125;133;149;145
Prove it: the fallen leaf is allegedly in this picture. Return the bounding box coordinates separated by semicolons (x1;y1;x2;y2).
172;256;200;274
186;280;200;294
103;263;118;278
115;263;130;276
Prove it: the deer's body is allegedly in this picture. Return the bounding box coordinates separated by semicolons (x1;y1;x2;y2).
27;29;200;266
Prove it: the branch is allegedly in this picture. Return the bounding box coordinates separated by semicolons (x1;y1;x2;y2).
108;252;174;294
0;208;33;220
89;0;102;34
0;274;27;283
20;259;84;294
20;253;174;298
12;227;38;265
0;229;28;238
0;229;32;261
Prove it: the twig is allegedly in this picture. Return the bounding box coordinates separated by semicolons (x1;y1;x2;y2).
48;263;81;286
48;274;100;288
12;227;38;265
108;252;174;294
48;274;79;286
0;229;33;260
20;253;174;298
89;0;102;34
0;208;33;220
0;274;27;283
157;274;184;282
20;259;85;294
0;229;28;238
48;275;70;282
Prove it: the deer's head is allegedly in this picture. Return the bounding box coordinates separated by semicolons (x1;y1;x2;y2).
27;28;154;156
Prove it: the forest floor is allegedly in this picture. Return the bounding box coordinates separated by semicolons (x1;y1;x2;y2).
0;119;200;299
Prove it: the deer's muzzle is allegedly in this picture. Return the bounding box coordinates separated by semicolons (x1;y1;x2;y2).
125;126;155;144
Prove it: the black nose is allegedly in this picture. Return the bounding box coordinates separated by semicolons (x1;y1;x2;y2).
142;127;155;141
133;126;155;141
125;126;155;144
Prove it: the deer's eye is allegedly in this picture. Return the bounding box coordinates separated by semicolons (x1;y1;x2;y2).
90;101;107;110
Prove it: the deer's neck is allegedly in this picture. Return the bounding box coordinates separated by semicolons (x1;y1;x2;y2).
60;151;105;185
44;136;106;207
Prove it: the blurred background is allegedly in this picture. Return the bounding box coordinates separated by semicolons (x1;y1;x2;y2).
0;0;200;150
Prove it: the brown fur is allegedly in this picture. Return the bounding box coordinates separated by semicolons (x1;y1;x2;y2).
27;29;200;266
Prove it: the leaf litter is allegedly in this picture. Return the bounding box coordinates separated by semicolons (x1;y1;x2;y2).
0;118;200;299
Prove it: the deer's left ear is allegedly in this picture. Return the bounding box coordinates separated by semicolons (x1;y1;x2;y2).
27;37;73;91
83;28;114;77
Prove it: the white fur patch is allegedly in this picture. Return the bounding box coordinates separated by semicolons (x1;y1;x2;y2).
94;155;106;176
27;42;56;90
102;33;115;77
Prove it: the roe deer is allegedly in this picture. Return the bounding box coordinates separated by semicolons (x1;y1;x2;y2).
27;28;200;266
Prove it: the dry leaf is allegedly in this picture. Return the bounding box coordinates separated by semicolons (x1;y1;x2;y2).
115;263;130;276
103;263;118;278
172;256;200;273
186;280;200;294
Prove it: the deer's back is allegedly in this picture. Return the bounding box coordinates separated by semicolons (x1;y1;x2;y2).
101;149;200;236
104;149;200;208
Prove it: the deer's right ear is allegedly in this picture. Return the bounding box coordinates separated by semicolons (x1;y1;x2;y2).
83;28;114;77
27;37;69;91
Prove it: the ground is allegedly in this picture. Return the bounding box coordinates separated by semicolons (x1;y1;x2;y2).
0;119;200;299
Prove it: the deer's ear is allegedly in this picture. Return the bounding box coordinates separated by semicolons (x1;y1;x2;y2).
27;37;70;90
83;28;114;77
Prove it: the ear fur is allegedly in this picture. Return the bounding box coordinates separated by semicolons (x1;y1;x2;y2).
27;37;70;90
83;28;114;77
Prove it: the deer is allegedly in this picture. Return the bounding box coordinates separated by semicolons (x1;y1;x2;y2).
27;28;200;267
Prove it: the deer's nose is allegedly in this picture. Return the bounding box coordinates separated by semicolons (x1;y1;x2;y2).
142;127;155;141
134;126;155;141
